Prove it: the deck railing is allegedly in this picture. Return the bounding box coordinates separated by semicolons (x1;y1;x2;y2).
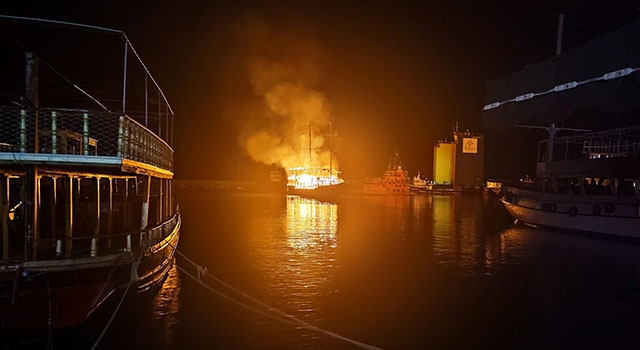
29;210;180;261
0;105;173;171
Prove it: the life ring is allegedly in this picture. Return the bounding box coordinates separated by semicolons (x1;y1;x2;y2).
604;203;615;214
592;204;602;216
568;206;578;217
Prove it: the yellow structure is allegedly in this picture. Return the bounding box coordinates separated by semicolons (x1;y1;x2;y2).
433;142;455;185
433;125;484;189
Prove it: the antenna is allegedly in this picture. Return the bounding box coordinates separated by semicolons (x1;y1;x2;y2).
308;122;312;168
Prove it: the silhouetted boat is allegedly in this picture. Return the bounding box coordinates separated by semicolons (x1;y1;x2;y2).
0;17;180;328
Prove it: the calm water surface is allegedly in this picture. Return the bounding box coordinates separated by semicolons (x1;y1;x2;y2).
42;192;640;349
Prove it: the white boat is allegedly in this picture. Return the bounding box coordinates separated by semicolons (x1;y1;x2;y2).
492;126;640;237
483;20;640;238
408;172;429;193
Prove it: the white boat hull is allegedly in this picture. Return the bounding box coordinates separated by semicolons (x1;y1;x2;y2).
498;187;640;238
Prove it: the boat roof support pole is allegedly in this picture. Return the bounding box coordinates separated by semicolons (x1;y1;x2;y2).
65;177;74;258
122;39;128;114
2;175;8;259
158;90;162;137
145;75;148;127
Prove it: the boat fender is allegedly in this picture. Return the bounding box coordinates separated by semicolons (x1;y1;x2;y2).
592;204;602;216
548;203;556;213
568;206;578;217
604;203;615;214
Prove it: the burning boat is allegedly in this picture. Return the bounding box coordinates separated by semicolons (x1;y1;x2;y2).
286;122;344;200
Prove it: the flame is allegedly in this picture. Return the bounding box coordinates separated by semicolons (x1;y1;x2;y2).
287;167;344;190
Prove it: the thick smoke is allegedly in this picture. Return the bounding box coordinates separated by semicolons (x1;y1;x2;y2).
230;15;339;173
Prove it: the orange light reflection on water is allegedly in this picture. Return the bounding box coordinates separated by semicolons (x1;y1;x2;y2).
246;195;338;332
286;196;338;250
152;261;181;341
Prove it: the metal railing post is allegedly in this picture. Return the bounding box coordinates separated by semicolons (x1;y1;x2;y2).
83;112;89;155
117;116;124;157
19;110;26;152
51;111;57;154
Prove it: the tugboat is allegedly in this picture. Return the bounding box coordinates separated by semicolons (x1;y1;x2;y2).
361;148;411;194
0;17;180;328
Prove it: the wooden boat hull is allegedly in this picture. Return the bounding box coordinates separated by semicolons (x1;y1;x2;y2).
0;215;180;329
287;183;344;202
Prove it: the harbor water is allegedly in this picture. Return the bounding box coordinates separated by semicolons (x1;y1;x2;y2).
19;191;640;349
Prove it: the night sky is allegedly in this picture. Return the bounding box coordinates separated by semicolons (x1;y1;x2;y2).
1;1;639;181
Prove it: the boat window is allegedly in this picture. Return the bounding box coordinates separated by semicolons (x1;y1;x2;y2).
542;177;555;193
531;177;544;192
618;177;640;195
585;176;613;195
599;177;613;195
557;177;580;195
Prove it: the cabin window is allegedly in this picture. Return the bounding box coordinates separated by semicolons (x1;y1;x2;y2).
542;177;555;193
617;177;639;195
531;177;544;192
584;177;613;195
557;177;580;195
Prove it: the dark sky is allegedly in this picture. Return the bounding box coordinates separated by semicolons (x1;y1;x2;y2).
1;1;639;180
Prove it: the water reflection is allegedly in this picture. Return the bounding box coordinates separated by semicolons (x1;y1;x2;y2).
246;195;338;342
428;195;524;275
152;261;181;342
164;192;640;349
286;197;338;251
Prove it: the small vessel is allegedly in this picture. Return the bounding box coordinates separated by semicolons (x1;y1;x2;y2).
483;20;640;238
409;172;429;193
287;122;344;200
361;149;410;194
0;17;180;328
490;126;640;237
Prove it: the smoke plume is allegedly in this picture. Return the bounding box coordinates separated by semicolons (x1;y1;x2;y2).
229;15;339;174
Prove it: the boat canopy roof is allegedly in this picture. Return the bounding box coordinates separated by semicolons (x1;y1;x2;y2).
483;20;640;131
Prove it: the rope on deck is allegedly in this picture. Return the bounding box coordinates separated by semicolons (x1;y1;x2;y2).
175;249;385;350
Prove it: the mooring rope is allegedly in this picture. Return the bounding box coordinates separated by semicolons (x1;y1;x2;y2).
90;241;146;350
175;249;385;350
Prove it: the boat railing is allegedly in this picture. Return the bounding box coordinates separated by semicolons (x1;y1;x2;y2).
537;124;640;162
0;105;173;171
15;210;181;262
582;140;640;158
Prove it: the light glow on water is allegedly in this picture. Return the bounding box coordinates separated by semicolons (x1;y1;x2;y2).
286;196;338;250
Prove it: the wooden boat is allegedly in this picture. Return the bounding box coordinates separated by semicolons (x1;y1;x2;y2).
287;122;344;201
0;17;180;328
